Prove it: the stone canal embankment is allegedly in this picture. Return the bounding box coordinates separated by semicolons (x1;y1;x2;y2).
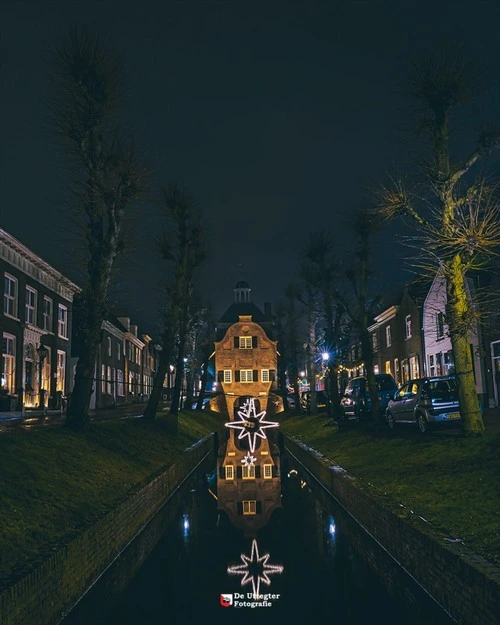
0;435;215;625
282;434;500;625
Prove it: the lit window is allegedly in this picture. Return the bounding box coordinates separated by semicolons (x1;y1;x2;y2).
385;361;391;374
242;465;256;479
43;297;53;332
107;365;112;394
117;369;124;396
385;325;391;347
263;464;273;479
2;334;16;394
405;315;412;339
224;369;232;383
242;500;256;515
101;364;106;393
56;351;66;393
239;336;252;349
261;369;270;382
240;370;253;383
25;287;37;325
107;337;112;357
225;465;234;480
4;274;18;318
58;304;68;339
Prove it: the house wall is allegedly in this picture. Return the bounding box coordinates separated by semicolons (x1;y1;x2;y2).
423;272;485;401
213;315;280;417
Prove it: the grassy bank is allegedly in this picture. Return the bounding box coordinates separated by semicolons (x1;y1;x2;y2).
0;410;225;585
279;412;500;567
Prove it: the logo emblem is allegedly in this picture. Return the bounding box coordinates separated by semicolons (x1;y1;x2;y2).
220;593;233;608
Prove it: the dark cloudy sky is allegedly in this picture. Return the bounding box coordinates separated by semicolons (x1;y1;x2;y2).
1;0;499;335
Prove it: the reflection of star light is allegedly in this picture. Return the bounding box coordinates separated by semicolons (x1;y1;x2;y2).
225;398;279;453
241;452;256;466
227;539;284;597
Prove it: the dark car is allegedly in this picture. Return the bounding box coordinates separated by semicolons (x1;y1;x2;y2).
300;390;328;414
386;376;462;434
340;374;397;421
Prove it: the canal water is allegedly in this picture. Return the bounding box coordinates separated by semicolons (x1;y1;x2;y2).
63;448;454;625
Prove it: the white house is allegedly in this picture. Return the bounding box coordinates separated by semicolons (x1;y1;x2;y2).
422;269;487;406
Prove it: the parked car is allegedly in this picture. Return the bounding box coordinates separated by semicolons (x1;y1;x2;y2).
385;376;462;434
340;374;397;421
300;390;328;414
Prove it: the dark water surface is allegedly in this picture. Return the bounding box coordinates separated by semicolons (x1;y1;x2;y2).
64;463;453;625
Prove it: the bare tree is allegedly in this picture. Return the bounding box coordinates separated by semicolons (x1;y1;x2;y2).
49;29;146;430
335;210;384;424
143;184;206;425
302;232;345;419
377;50;500;435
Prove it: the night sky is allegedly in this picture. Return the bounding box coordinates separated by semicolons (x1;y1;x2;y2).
1;0;499;336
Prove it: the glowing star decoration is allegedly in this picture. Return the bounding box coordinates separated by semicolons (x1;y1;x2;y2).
241;452;256;467
227;539;284;597
225;398;279;453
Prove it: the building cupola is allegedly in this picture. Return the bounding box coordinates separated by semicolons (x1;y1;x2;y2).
234;280;251;304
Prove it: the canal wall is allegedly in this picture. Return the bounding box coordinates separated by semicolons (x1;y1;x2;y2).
283;435;500;625
0;435;215;625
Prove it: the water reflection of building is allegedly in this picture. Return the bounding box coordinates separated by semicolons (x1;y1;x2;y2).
212;281;283;537
217;417;281;537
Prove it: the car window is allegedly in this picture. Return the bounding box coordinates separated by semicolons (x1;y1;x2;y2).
396;383;409;399
428;379;458;402
408;382;419;396
376;376;397;391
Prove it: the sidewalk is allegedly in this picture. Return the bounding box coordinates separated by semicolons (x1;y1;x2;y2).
0;401;170;434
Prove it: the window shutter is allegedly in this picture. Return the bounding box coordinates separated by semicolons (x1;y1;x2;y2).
236;466;242;479
253;370;258;381
235;370;240;382
255;465;261;478
237;502;243;515
219;466;225;478
234;337;239;348
252;336;257;348
270;370;276;381
217;370;223;382
272;465;279;477
256;501;262;514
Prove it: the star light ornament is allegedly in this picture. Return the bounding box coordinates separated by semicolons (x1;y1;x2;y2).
241;452;256;467
225;398;279;453
227;539;284;598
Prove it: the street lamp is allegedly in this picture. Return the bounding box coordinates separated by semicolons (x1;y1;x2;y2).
37;344;49;410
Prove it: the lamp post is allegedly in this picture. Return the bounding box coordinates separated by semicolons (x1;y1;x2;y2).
37;344;49;411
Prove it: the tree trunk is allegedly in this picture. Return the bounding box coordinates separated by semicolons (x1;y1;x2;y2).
446;256;485;434
143;353;169;420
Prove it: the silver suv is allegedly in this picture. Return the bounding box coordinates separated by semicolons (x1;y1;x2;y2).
386;376;462;433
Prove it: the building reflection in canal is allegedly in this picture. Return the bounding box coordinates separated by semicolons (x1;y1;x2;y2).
63;407;454;625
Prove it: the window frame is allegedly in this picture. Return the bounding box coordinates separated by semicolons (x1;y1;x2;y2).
4;273;18;319
25;286;37;326
263;464;273;479
385;325;391;347
239;336;252;349
58;304;68;339
405;314;412;339
223;369;232;383
242;465;256;480
242;500;257;515
43;296;53;332
261;369;270;382
240;369;253;383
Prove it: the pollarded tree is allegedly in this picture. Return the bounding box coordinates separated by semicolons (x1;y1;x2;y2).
378;50;500;435
143;184;206;424
302;232;345;419
335;210;384;424
50;29;146;430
